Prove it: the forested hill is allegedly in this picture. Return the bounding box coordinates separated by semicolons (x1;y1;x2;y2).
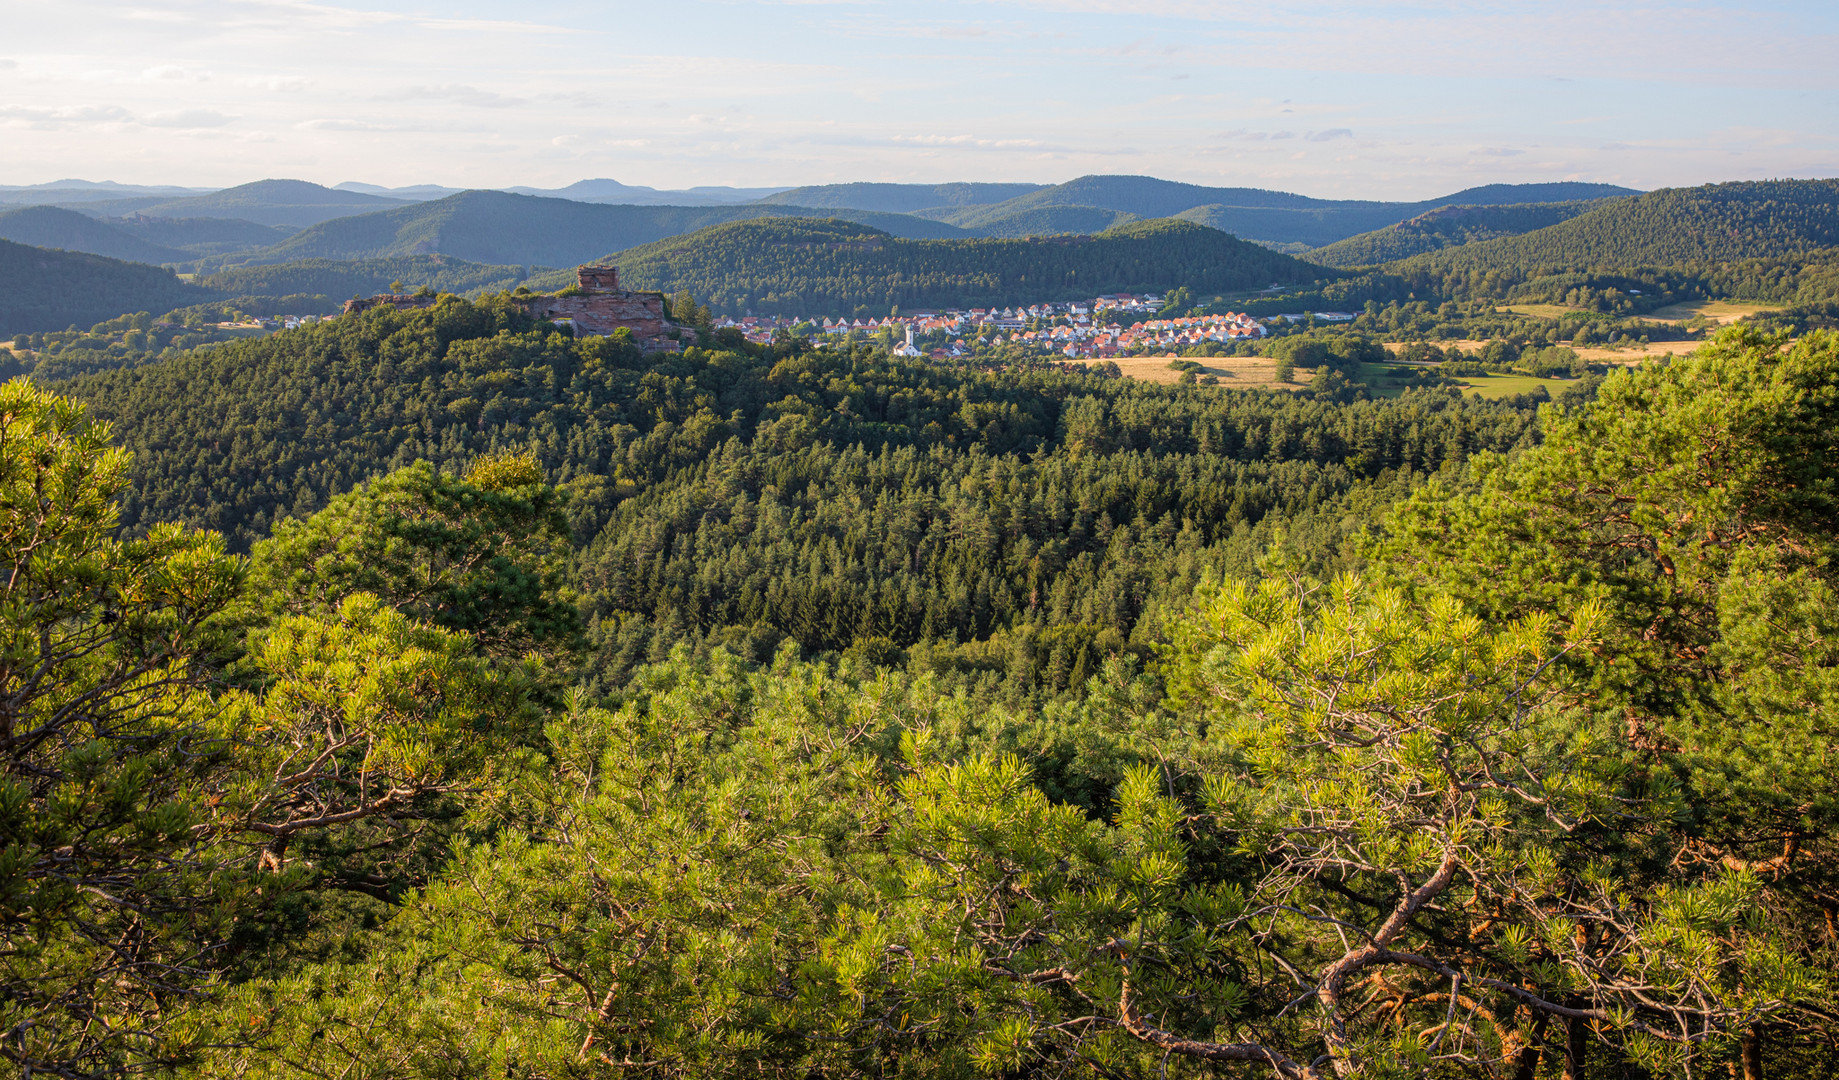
957;204;1138;239
1393;178;1839;273
197;255;533;300
227;191;973;268
611;216;1325;317
0;239;214;336
61;294;1540;689
1307;198;1623;267
0;206;191;264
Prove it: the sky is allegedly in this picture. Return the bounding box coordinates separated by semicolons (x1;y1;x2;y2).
1;0;1836;200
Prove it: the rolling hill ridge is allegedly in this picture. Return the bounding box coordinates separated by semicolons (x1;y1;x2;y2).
758;182;1050;213
902;176;1641;246
211;191;976;268
70;179;409;228
0;206;192;265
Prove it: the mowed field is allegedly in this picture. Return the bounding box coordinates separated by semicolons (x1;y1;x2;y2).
1454;373;1578;399
1499;300;1780;326
1058;354;1312;388
1497;304;1578;320
1387;338;1705;364
1642;299;1783;325
1571;339;1703;362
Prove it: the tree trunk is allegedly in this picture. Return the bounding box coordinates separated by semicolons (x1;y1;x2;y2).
1563;1014;1587;1080
258;832;290;873
1740;1025;1762;1080
1512;1014;1549;1080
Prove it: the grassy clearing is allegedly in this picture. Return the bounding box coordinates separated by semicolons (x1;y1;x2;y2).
1573;339;1703;363
1384;339;1492;354
1058;354;1312;389
1497;304;1584;320
1388;338;1709;364
1642;299;1782;325
1354;362;1431;398
1454;372;1579;399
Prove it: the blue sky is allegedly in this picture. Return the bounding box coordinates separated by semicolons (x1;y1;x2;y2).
2;0;1835;198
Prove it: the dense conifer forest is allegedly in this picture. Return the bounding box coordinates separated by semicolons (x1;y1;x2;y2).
0;289;1830;1078
62;299;1538;693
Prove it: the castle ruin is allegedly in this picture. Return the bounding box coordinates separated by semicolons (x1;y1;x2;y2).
343;265;691;351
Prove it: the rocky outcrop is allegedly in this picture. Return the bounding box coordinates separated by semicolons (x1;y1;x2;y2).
343;267;693;352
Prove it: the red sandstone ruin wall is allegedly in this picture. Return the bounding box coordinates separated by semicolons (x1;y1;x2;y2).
577;266;622;291
523;292;670;340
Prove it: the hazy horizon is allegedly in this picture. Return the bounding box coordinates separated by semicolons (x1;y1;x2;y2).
3;1;1835;200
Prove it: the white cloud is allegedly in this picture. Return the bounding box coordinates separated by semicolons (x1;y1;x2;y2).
296;118;416;132
398;84;526;109
142;108;235;127
143;64;212;81
241;75;311;92
1306;128;1353;142
0;104;134;125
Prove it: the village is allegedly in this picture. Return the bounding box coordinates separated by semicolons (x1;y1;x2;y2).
710;293;1347;359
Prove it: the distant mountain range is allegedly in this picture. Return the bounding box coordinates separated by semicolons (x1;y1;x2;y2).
0;175;1649;260
226;191;974;268
0;205;296;263
0;180;216;206
65;179;410;228
902;177;1642;248
334;179;794;206
185;178;1647;268
757;183;1049;213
